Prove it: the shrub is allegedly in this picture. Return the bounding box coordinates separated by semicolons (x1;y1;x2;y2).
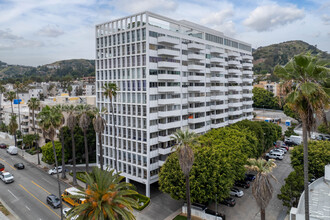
132;194;150;211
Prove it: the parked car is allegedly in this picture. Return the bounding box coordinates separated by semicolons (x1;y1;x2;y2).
63;208;78;220
270;148;285;155
6;146;18;155
0;171;14;184
48;166;68;175
220;197;236;207
265;152;283;160
317;135;330;141
0;143;7;149
284;139;296;146
234;180;250;189
279;147;288;152
245;173;256;182
47;194;61;208
229;188;244;197
14;163;25;169
0;163;4;172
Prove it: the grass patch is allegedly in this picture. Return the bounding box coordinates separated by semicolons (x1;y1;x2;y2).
173;215;187;220
132;193;150;211
0;201;10;216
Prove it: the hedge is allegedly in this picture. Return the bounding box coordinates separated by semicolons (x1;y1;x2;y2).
132;193;150;211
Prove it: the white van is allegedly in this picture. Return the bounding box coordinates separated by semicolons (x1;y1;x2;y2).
6;146;18;155
289;135;302;145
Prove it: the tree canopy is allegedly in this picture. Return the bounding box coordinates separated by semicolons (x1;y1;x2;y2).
252;87;280;110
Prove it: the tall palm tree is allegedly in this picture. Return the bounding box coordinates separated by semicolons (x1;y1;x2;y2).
274;53;330;219
0;85;6;123
54;105;67;179
245;158;276;220
170;129;198;220
66;167;138;220
65;104;78;186
76;104;93;176
5;91;16;114
8;114;18;148
14;82;23;132
37;105;64;220
27;98;40;165
93;108;106;171
102;83;119;172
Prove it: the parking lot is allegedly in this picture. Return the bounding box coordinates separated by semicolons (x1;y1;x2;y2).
208;150;293;220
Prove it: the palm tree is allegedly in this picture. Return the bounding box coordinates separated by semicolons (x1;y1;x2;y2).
27;98;41;165
8;114;18;148
5;91;16;114
14;82;23;132
93;108;106;171
37;105;64;220
54;105;67;179
102;83;119;172
65;104;78;186
0;85;6;123
66;167;138;220
274;53;330;219
76;104;92;177
170;129;198;220
245;158;276;220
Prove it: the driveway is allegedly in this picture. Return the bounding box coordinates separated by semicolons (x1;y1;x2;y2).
208;151;293;220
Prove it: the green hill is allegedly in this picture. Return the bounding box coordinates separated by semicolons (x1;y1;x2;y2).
252;40;330;74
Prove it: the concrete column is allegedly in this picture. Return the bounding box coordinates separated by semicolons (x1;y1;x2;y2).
146;183;150;197
126;177;130;183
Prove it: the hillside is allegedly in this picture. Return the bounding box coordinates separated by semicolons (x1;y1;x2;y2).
252;40;330;74
0;59;95;83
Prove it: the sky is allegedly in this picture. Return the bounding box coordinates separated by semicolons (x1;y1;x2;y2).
0;0;329;66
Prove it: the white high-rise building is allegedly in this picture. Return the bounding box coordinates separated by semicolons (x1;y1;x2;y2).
95;12;254;196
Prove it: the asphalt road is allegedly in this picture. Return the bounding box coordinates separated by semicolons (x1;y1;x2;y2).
0;148;72;220
209;150;293;220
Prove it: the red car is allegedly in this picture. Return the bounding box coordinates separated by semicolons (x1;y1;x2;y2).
0;143;7;149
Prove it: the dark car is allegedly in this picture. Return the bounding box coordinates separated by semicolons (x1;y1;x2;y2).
234;180;250;188
245;174;256;182
47;194;61;208
14;163;24;169
220;197;236;207
284;140;297;146
0;143;7;149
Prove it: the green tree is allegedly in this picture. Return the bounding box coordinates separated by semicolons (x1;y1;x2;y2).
22;134;39;149
40;141;63;164
170;130;198;220
5;91;16;114
245;158;277;220
252;87;280;110
102;83;119;172
8;114;18;148
317;123;330;135
284;126;298;137
283;103;300;122
274;53;330;219
27;98;41;164
0;84;6;123
66;168;138;220
38;105;65;219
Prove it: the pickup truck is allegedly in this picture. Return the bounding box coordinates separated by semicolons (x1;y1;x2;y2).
0;171;14;184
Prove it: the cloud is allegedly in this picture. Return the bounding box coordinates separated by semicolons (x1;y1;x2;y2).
0;29;43;50
243;3;305;31
112;0;177;13
37;25;64;37
322;14;330;25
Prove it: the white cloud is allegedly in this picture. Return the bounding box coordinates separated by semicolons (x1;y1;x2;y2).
37;25;64;37
322;14;330;25
0;29;44;50
112;0;177;13
243;3;305;31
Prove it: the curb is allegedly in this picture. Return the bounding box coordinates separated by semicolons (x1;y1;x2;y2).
0;198;19;220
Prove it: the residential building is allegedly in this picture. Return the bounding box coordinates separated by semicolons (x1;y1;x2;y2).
83;84;96;96
95;11;254;196
290;165;330;220
253;81;284;97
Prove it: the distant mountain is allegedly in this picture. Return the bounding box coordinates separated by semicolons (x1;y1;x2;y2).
0;59;95;83
252;40;330;75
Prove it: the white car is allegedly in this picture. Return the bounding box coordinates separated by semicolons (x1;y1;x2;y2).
48;166;63;175
266;152;283;160
0;171;14;183
63;208;78;220
229;187;244;197
270;149;285;155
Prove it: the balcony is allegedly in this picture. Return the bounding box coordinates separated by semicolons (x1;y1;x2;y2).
159;135;171;142
158;36;180;45
242;93;253;98
188;75;204;81
158;49;180;57
210;67;225;72
242;86;253;90
227;77;242;83
158;74;180;81
211;121;228;129
210;104;228;110
210;57;225;63
190;126;206;134
210;47;225;54
158;109;181;118
228;102;243;108
188;117;205;124
210;86;228;92
242;78;253;83
158;86;181;93
228;60;240;66
188;86;206;93
242;55;253;60
228;118;242;124
149;100;158;107
227;52;240;57
188;43;204;50
188;96;205;102
149;137;158;145
242;70;253;75
188;64;204;71
228;86;243;91
228;69;242;75
158;121;181;130
228;109;243;116
158;98;181;105
242;107;253;113
149;125;158;133
228;94;243;99
243;100;253;105
188;53;204;60
242;62;253;68
158;61;180;69
210;76;222;82
159;147;174;155
211;113;228;120
210;95;227;101
188;106;206;113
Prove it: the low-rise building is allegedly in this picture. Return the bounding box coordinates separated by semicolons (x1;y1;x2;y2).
253;81;284;97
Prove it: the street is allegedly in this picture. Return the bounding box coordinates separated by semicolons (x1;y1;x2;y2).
0;148;71;220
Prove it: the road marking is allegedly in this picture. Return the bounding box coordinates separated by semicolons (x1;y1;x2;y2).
31;180;70;208
19;184;60;219
25;206;30;211
41;177;52;185
0;158;16;170
8;190;18;200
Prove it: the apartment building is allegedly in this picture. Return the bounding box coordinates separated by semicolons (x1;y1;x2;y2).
95;12;254;196
253;81;283;97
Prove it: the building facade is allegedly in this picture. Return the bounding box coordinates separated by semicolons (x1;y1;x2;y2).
95;12;254;196
253;80;283;97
